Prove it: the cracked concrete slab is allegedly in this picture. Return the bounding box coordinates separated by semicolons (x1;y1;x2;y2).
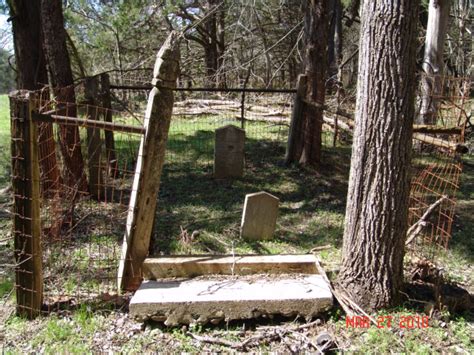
130;275;333;326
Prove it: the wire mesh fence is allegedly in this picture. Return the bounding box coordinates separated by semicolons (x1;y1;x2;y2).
9;78;307;316
407;74;470;262
10;84;145;316
8;72;470;317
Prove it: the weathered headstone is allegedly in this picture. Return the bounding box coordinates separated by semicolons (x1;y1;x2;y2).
241;191;279;240
214;125;245;179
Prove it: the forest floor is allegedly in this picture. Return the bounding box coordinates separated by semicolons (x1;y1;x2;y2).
0;94;473;353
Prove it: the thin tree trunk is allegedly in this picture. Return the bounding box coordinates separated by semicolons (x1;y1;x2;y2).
41;0;88;192
328;0;343;83
418;0;451;124
337;0;419;311
202;0;225;88
216;0;226;88
7;0;61;193
254;8;272;87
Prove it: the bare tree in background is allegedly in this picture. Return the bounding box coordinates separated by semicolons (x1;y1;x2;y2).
419;0;451;124
177;0;226;88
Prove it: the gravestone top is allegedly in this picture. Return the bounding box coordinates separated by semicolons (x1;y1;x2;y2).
241;191;279;241
214;125;245;179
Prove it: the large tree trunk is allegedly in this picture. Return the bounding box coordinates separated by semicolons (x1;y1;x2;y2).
41;0;88;192
7;0;61;192
7;0;47;89
337;0;419;311
287;0;329;166
418;0;451;124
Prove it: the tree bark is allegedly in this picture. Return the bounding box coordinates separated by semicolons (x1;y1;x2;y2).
41;0;88;192
7;0;61;193
418;0;451;124
7;0;47;89
337;0;419;311
288;0;329;166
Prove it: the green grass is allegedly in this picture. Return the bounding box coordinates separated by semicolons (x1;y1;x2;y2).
0;94;473;353
0;95;12;304
0;95;10;187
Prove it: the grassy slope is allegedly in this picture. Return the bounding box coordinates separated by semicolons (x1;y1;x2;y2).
0;95;10;186
0;94;472;353
0;95;12;300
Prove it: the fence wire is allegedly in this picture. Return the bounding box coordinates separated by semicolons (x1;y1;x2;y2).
8;73;470;316
407;74;470;261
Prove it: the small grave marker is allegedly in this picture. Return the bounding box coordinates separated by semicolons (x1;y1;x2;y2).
214;125;245;179
241;191;279;240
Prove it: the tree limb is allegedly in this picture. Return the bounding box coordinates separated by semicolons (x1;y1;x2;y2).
406;196;448;245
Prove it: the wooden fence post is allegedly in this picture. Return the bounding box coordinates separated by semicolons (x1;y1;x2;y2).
100;73;118;177
285;74;307;165
10;91;43;318
84;76;104;199
118;32;181;291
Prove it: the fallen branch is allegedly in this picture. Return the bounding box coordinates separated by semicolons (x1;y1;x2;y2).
413;133;468;154
187;332;241;348
187;319;324;351
406;196;448;245
315;258;378;326
314;257;354;317
323;116;352;132
310;244;332;252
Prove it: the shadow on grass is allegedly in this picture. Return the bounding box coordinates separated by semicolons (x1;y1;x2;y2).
449;155;474;263
148;126;351;255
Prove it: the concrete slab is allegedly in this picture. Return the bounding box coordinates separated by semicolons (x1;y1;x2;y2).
143;254;319;279
130;275;333;326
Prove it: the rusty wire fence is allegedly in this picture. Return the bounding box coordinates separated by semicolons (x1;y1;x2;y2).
8;71;470;317
10;83;145;316
407;75;471;262
9;77;304;316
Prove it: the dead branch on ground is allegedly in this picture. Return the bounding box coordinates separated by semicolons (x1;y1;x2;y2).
406;196;448;245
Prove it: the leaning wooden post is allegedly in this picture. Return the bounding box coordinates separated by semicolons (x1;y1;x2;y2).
285;74;307;165
118;32;181;291
10;91;43;318
84;76;104;200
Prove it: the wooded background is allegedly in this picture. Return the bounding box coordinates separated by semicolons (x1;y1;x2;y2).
0;0;471;93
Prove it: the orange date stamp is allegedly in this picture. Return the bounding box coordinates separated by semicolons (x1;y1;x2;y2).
345;315;430;329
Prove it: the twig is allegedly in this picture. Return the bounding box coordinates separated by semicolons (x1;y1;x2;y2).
186;332;240;348
406;196;447;245
0;236;13;243
310;244;332;252
188;319;324;351
257;318;322;332
63;211;94;235
287;330;324;353
314;257;353;316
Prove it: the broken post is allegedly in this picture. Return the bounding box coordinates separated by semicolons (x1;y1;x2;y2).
285;74;307;165
10;91;43;318
118;32;181;291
